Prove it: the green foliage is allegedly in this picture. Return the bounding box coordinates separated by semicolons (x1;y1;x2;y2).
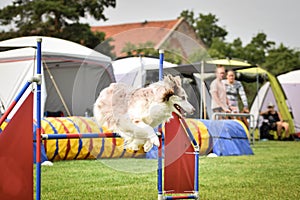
94;36;116;59
37;141;300;199
0;0;116;54
180;10;227;48
242;33;275;65
179;10;195;26
208;37;230;58
0;0;116;31
263;44;300;75
59;23;98;46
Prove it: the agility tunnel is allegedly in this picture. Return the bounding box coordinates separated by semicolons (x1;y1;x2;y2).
10;116;254;162
34;116;146;161
200;119;253;156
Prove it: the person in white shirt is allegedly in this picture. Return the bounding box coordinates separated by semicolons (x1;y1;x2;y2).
210;65;231;113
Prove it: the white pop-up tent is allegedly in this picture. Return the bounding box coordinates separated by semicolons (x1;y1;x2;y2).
277;70;300;133
251;70;300;133
0;36;115;117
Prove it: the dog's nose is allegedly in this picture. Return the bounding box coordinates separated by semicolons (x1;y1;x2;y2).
190;107;195;115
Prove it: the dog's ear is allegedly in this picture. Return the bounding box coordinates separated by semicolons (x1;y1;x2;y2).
163;74;172;83
164;75;182;87
155;87;174;102
173;76;182;87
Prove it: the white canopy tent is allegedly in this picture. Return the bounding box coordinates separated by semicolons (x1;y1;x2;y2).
0;36;115;118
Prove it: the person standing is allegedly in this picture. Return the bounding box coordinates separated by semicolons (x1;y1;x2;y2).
210;65;230;113
223;70;249;113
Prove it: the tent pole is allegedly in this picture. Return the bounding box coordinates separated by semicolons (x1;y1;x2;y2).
43;61;71;116
256;67;260;141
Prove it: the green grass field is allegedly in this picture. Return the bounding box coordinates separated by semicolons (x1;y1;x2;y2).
37;141;300;200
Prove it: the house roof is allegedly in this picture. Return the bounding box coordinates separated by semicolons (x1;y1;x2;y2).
91;18;205;59
91;19;181;39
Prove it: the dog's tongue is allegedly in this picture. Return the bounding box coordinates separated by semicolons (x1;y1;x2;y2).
174;104;185;116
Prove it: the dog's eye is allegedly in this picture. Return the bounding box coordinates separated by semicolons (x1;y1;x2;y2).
181;96;186;100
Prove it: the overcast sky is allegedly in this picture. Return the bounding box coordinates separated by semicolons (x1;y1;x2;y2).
1;0;299;49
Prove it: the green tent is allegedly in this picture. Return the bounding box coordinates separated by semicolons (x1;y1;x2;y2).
237;67;295;135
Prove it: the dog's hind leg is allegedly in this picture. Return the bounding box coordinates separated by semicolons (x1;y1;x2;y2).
93;99;107;126
93;112;105;126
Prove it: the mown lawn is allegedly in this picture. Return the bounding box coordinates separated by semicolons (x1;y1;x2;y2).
36;141;300;200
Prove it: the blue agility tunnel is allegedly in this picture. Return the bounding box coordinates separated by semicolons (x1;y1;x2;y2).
200;119;253;156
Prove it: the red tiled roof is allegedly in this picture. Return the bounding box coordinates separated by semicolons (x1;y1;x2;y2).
91;19;183;57
91;19;181;38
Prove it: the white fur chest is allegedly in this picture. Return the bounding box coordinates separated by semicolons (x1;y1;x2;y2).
145;102;173;128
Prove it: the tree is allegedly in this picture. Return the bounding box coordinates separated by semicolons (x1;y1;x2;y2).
208;37;231;59
0;0;116;52
227;38;245;59
264;44;300;75
179;10;195;27
242;33;275;65
180;10;228;48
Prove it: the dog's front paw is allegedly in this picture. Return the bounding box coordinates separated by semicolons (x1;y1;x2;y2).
143;135;160;152
143;140;153;152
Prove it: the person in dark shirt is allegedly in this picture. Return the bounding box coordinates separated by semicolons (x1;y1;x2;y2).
260;102;289;139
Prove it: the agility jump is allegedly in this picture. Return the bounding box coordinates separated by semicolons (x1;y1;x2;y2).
157;50;199;200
